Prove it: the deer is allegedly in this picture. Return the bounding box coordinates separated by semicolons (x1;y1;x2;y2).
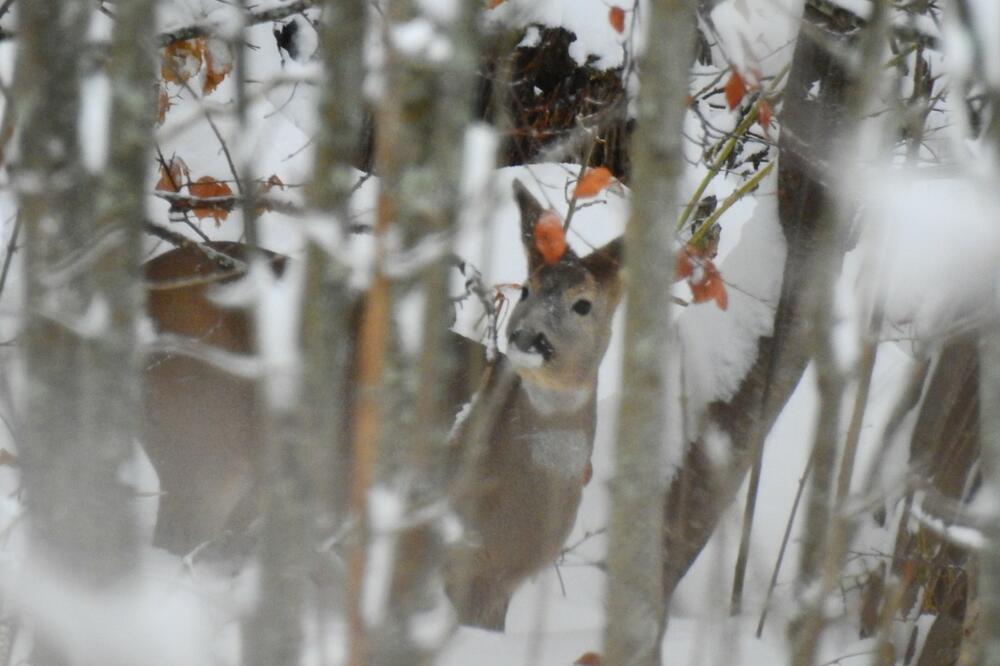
140;179;623;631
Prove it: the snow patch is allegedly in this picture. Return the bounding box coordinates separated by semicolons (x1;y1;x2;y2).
676;169;786;435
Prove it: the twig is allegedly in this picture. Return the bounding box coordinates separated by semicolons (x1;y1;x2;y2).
756;445;817;637
559;526;608;559
562;133;598;232
836;307;884;504
676;65;789;232
731;442;765;616
690;160;775;245
157;0;319;48
155;147;211;242
675;101;763;231
153;190;303;217
816;649;878;666
182;80;243;196
0;0;16;22
0;212;21;302
142;221;244;271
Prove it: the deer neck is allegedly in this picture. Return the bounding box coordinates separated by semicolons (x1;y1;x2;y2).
518;379;594;417
511;377;596;481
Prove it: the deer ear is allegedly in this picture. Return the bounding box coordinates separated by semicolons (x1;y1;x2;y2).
512;179;546;269
512;179;577;270
581;237;623;287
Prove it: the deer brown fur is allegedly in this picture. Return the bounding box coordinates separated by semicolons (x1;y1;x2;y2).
444;180;623;630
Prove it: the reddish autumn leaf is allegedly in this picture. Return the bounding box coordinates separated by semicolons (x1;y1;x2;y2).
534;211;567;265
155;156;189;193
161;38;204;85
688;259;728;310
758;99;773;133
203;38;233;95
676;245;728;310
674;247;694;280
486;0;505;8
574;167;614;198
156;85;172;126
575;652;603;666
712;280;728;309
724;71;747;110
608;6;626;33
581;460;593;486
189;176;234;224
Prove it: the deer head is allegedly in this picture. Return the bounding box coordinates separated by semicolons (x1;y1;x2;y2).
505;179;623;410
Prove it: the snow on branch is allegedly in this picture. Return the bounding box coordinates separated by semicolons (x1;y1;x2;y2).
157;0;318;48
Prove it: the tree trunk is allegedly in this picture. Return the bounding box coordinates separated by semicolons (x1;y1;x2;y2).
347;0;480;663
602;0;695;664
973;0;1000;655
979;326;1000;662
15;0;151;662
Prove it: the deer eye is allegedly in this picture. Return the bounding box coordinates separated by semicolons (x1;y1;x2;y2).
520;286;529;301
572;299;592;315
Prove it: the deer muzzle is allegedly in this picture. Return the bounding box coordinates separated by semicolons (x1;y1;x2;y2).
509;329;554;362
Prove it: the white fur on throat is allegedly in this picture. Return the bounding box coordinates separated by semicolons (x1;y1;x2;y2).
526;428;589;478
521;381;591;415
506;346;544;369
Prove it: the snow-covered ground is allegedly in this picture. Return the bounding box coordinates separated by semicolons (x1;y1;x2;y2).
0;0;998;663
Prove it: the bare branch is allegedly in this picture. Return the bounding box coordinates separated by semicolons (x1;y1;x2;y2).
157;0;319;48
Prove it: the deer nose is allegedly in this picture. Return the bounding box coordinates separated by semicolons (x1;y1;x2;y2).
509;329;554;361
509;328;533;353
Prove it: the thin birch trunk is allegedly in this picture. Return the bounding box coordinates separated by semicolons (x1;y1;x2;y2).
789;4;892;661
307;0;366;573
302;1;367;663
979;326;1000;663
359;0;480;662
240;2;310;661
974;0;1000;653
15;0;150;662
602;1;695;663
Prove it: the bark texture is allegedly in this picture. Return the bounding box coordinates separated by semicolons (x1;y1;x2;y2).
349;0;480;662
602;1;696;663
16;0;153;662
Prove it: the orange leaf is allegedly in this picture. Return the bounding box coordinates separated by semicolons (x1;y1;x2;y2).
758;99;773;134
674;247;694;280
161;38;205;85
724;71;747;110
189;176;234;224
155;156;189;193
575;652;603;666
486;0;505;8
713;280;728;309
608;6;625;33
581;460;593;486
157;85;172;126
688;258;728;310
574;167;613;198
203;38;233;95
534;211;567;265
